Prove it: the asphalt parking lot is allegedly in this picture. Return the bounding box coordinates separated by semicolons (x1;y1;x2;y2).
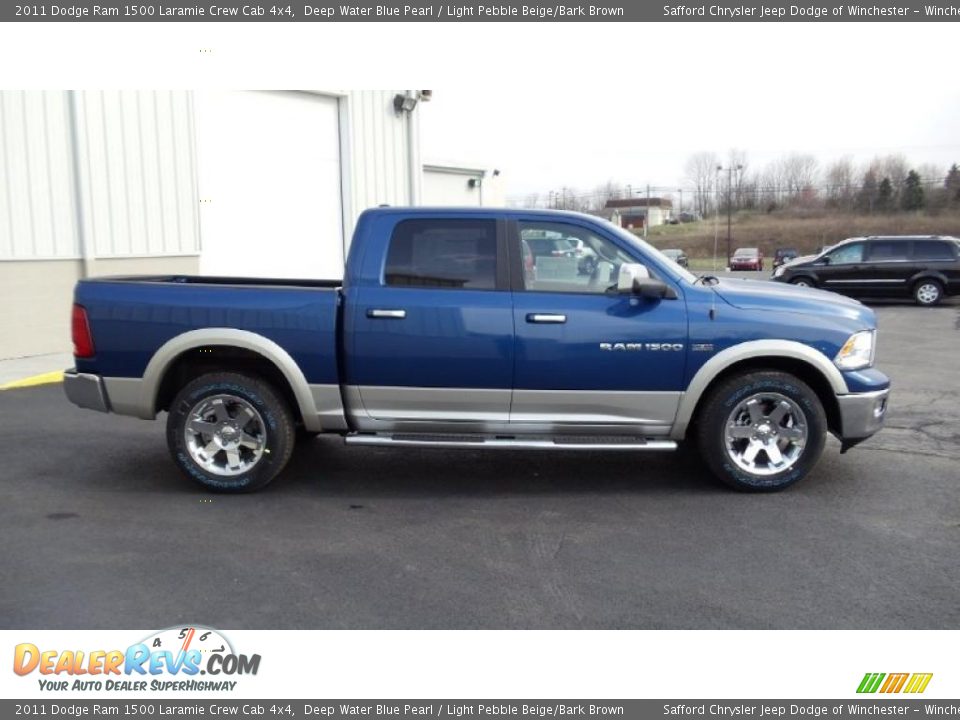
1;295;958;630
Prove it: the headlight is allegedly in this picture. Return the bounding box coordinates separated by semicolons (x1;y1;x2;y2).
834;330;876;370
773;265;786;277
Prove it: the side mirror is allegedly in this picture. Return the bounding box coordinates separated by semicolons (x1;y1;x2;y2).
617;264;677;299
617;263;649;292
819;256;831;265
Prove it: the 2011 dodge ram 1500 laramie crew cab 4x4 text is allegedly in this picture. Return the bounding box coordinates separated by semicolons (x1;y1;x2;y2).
64;207;890;492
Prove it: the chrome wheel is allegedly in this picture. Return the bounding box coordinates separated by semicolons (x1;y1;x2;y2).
915;282;941;305
724;392;808;476
183;394;266;477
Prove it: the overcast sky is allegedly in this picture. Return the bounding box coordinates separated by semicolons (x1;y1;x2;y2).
419;26;960;202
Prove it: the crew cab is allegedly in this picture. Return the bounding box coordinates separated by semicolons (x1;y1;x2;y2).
64;208;890;493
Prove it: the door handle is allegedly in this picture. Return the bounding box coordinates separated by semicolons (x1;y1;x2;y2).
526;313;567;324
367;309;406;319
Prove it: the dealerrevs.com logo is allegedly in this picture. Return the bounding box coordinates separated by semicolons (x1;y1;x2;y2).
857;673;933;694
13;626;261;692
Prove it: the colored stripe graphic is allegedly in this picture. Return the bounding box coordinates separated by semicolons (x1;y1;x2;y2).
857;673;885;694
880;673;909;693
858;672;933;694
904;674;933;694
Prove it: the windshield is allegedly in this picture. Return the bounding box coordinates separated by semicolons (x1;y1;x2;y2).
734;248;758;257
602;219;698;283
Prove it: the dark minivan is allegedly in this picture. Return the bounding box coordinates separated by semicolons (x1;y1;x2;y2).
772;235;960;306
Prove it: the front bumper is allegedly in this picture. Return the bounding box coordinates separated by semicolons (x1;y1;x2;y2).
836;388;889;452
63;369;110;413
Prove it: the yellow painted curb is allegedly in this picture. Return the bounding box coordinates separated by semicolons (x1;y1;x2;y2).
0;371;65;390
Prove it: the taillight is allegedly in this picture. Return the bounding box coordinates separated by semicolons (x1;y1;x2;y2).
71;304;95;358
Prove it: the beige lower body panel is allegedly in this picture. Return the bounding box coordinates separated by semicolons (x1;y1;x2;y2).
345;385;679;437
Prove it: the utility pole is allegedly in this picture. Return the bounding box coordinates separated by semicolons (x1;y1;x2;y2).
645;183;650;237
716;164;742;266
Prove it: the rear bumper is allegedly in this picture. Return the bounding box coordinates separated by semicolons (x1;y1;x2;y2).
63;369;110;413
836;388;889;451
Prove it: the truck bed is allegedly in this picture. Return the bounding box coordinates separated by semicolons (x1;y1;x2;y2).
85;274;343;289
73;274;342;385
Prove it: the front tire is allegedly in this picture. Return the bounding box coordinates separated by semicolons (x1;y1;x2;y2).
791;277;815;288
696;371;827;492
166;372;295;492
913;279;943;306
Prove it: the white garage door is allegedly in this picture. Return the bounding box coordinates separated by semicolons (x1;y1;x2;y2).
195;91;344;279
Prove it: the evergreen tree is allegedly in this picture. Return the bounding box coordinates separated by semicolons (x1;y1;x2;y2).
901;170;924;211
946;163;960;204
876;177;893;210
857;169;879;212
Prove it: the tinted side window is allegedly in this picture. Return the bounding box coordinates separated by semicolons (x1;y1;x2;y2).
826;243;863;264
868;240;910;261
913;240;955;261
385;219;497;290
518;221;636;295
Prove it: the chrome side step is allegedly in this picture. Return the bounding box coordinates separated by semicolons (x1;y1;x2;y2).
344;433;677;452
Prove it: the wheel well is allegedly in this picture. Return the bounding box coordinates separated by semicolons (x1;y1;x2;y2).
687;357;841;437
912;275;944;289
155;346;302;424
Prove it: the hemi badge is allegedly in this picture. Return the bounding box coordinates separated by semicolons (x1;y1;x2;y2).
692;343;714;352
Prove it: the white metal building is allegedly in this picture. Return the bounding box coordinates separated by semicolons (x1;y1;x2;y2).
0;90;433;359
422;162;505;208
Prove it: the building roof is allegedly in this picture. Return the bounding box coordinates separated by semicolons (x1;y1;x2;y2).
588;208;621;220
604;198;673;209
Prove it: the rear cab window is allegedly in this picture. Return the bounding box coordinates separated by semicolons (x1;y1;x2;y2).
384;219;499;290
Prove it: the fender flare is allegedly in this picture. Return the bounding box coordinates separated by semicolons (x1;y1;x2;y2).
670;339;848;440
126;329;328;431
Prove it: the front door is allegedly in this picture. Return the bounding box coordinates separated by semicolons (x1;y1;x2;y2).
816;241;867;294
509;218;687;432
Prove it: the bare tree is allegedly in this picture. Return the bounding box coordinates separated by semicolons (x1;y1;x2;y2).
875;154;909;190
856;168;879;213
591;180;625;211
685;151;719;217
553;186;590;212
728;149;748;210
824;156;856;210
780;153;819;203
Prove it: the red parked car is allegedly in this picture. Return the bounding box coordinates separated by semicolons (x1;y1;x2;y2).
730;247;764;271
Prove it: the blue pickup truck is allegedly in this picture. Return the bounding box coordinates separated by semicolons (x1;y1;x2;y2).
64;207;890;493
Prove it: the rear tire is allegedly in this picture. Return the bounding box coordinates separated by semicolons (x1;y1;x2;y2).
913;279;943;306
166;372;295;492
696;371;827;492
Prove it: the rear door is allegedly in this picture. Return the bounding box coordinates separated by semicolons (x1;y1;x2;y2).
858;238;914;296
345;217;514;426
508;218;687;432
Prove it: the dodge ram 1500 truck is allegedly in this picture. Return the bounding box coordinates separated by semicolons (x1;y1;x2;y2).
64;207;890;493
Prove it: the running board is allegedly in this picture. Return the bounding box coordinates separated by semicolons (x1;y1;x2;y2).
344;433;677;452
